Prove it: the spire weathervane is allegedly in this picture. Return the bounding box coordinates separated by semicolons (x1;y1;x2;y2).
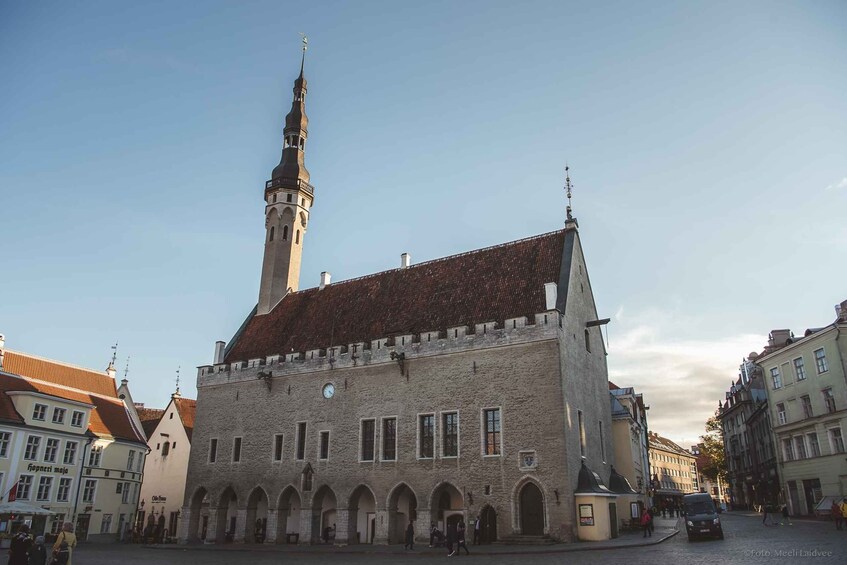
175;365;181;395
123;356;130;380
565;165;574;221
110;342;118;367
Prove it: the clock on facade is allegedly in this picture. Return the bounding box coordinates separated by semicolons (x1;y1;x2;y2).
322;383;335;399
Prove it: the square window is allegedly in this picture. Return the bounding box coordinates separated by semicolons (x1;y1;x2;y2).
32;404;47;421
52;408;66;424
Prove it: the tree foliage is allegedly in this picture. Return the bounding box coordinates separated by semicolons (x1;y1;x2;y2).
698;414;727;481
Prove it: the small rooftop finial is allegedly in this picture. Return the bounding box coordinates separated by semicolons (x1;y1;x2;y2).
123;356;130;382
175;365;181;396
298;33;308;75
564;165;574;221
110;342;118;367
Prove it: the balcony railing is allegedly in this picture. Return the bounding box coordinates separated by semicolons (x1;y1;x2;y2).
265;177;315;196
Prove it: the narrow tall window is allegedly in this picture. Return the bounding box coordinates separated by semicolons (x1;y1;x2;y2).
209;438;218;463
599;420;606;462
127;450;135;470
801;395;813;419
483;408;501;456
770;367;782;389
273;434;284;461
269;226;275;242
807;433;821;457
823;388;836;413
17;475;33;500
0;432;10;457
829;428;845;453
286;193;293;203
578;410;586;457
782;438;794;461
793;357;806;380
232;437;242;462
282;225;289;240
37;476;53;501
360;419;375;461
87;445;102;467
24;436;41;461
56;478;72;502
442;412;458;457
319;431;330;460
382;418;396;461
584;329;590;352
794;436;807;459
295;230;300;244
814;348;828;373
419;414;434;458
161;442;170;456
296;422;307;460
45;439;60;463
82;479;97;503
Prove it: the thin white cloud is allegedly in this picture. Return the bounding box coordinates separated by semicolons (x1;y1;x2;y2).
825;177;847;191
607;306;765;450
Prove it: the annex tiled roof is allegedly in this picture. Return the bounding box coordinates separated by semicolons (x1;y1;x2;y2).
226;230;567;362
137;407;165;439
173;397;196;442
0;372;144;443
3;350;117;398
649;431;693;457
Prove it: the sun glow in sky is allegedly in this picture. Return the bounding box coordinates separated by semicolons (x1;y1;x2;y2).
1;0;846;447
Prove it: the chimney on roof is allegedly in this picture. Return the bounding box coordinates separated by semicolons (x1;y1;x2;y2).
319;271;331;290
213;341;225;365
400;253;411;269
836;299;847;322
0;333;5;370
544;282;558;310
768;329;792;348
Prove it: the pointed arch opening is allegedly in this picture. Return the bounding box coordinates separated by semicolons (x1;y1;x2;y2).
215;487;238;544
282;225;289;241
517;481;546;535
429;482;464;536
186;486;210;543
276;486;302;544
347;485;377;544
479;504;498;543
310;485;337;544
245;487;269;543
387;483;417;545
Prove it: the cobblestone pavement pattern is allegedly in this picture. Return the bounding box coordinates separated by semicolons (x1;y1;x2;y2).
76;513;845;564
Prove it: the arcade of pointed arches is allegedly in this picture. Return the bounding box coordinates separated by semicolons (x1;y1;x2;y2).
183;477;549;544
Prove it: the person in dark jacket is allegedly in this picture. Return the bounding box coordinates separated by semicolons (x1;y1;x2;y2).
404;520;414;550
9;524;32;565
28;535;47;565
456;521;470;555
445;522;457;557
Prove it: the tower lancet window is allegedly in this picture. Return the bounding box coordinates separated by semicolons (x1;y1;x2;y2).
282;225;289;241
295;230;300;244
269;226;275;242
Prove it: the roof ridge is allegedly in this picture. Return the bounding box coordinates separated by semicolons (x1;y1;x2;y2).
291;229;567;291
18;375;126;405
5;349;111;379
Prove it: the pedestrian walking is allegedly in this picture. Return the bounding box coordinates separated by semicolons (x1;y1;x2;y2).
404;520;415;550
762;504;771;526
641;507;652;538
52;522;77;565
473;516;481;545
28;535;47;565
9;524;32;565
445;522;457;557
840;499;847;527
456;521;470;555
831;500;843;530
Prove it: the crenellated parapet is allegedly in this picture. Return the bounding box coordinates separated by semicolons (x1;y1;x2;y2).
196;310;562;388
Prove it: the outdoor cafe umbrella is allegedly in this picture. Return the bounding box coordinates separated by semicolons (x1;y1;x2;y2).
0;501;55;516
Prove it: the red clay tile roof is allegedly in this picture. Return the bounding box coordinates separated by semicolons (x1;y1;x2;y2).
3;351;117;398
0;373;144;443
137;407;165;439
173;397;196;442
226;230;566;362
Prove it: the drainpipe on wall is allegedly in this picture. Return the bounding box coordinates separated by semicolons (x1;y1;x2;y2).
72;434;95;532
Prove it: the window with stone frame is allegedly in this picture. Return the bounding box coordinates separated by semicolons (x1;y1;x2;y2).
82;479;97;503
782;438;794;461
71;410;85;427
52;407;66;424
381;418;396;461
45;438;60;463
360;419;376;462
419;414;434;458
17;475;33;500
24;436;41;460
794;436;807;459
57;478;72;502
770;367;782;390
822;388;836;413
776;403;787;425
0;432;9;458
63;441;77;465
793;357;806;381
32;404;47;421
483;408;502;456
800;395;813;419
442;412;458;457
829;427;845;454
36;476;53;501
807;433;821;457
814;348;828;374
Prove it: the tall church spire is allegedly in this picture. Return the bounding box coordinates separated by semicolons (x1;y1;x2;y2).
258;38;316;315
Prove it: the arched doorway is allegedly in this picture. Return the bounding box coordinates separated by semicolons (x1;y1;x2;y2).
387;483;417;545
244;487;269;543
430;483;463;535
311;486;337;544
276;486;302;544
480;505;497;543
186;487;209;542
348;485;377;544
519;483;544;535
215;487;238;543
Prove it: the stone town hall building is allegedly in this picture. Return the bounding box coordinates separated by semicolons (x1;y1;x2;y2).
180;55;614;545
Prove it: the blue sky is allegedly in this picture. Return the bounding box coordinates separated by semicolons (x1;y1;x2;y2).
1;0;845;447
